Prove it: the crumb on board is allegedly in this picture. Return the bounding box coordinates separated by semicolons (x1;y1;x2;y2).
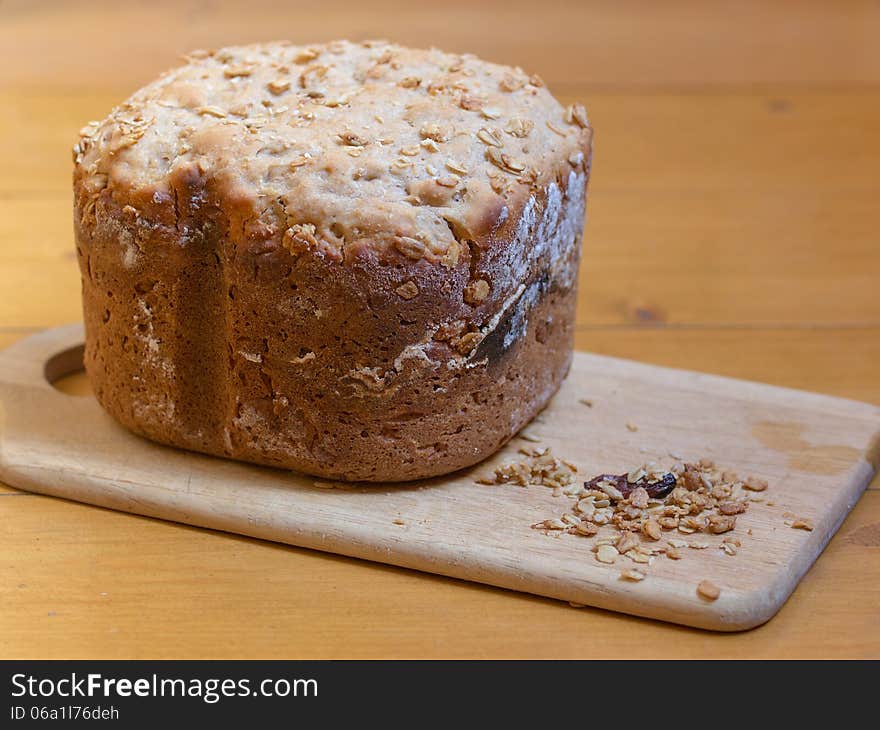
697;580;721;601
477;447;577;489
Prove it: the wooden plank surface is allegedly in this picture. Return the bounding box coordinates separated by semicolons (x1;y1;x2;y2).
2;326;877;633
1;0;878;657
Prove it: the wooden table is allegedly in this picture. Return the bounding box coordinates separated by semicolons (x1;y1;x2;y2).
1;0;877;658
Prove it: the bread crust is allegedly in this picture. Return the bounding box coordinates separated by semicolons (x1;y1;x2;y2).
74;41;591;481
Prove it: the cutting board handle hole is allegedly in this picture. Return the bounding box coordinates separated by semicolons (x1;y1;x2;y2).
45;344;89;396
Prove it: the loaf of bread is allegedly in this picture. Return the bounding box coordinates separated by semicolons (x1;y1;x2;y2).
73;40;592;481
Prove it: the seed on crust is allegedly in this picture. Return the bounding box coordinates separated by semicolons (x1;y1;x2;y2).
485;147;525;173
615;531;639;555
791;518;814;531
477;127;503;147
505;117;534;138
282;223;319;255
455;331;483;354
267;79;291;95
294;48;320;63
458;94;484;111
464;279;491;305
533;518;567;530
196;105;227;118
499;73;526;92
223;65;253;78
394;281;419;300
445;159;469;175
565;103;589;128
419;122;451;143
393;236;427;259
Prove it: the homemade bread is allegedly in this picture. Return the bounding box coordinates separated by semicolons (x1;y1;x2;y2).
73;40;592;481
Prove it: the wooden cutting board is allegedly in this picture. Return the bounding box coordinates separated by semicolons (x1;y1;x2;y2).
1;324;877;631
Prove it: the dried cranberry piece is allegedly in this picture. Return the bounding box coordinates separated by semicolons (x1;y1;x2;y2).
583;472;677;500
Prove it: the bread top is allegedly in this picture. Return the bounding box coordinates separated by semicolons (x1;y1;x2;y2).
74;40;591;265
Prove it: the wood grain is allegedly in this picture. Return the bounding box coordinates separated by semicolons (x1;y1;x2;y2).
1;0;878;657
2;0;879;90
1;326;878;632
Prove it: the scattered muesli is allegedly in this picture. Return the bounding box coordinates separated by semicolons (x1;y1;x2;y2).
480;448;777;599
478;447;577;490
697;580;721;601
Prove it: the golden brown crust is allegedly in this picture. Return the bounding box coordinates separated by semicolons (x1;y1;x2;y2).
73;40;590;261
74;40;592;481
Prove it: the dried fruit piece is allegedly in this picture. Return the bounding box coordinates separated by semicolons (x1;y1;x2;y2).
583;471;676;501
